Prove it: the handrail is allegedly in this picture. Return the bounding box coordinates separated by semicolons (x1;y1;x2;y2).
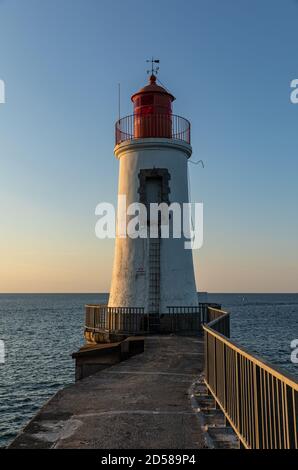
204;322;298;388
203;307;298;449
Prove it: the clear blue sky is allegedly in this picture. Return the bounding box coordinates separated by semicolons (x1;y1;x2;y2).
0;0;297;292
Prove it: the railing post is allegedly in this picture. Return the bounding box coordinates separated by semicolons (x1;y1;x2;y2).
253;363;262;449
214;336;217;397
204;329;208;383
223;343;227;410
286;386;297;449
236;352;241;435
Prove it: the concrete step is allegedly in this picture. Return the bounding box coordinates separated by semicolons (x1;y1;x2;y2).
193;393;216;410
192;376;240;449
206;426;239;449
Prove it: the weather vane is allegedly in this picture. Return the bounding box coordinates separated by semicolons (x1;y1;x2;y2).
146;57;160;76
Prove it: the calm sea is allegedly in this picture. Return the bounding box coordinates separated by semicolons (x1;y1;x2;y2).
0;293;297;447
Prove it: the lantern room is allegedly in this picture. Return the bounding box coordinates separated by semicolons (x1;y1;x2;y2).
131;74;175;115
115;74;191;146
131;74;175;139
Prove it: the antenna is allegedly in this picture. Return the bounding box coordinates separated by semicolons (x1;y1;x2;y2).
118;83;121;121
146;57;160;76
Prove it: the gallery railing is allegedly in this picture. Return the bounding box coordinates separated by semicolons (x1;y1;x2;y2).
166;304;221;333
85;303;221;336
203;307;298;449
85;305;148;335
115;114;191;145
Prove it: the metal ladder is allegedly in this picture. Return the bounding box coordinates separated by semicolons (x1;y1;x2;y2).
148;236;160;332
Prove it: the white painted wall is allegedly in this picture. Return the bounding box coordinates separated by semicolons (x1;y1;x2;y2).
108;138;198;312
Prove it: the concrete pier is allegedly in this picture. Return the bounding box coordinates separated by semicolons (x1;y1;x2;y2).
9;336;206;449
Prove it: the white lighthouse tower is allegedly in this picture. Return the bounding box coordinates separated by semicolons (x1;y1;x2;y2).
108;69;198;330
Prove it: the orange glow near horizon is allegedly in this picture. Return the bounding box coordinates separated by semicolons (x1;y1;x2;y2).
0;240;297;293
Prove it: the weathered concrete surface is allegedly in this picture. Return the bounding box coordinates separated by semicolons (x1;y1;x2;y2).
9;336;205;449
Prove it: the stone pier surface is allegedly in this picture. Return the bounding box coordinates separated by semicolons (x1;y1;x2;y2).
9;336;205;449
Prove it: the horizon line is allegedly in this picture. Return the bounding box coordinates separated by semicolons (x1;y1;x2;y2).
0;292;297;295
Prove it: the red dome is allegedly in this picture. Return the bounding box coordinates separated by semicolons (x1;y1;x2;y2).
131;74;175;103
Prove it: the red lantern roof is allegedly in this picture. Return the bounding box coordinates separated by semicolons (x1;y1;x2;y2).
131;74;175;103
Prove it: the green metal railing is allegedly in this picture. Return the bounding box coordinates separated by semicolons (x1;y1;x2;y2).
203;307;298;449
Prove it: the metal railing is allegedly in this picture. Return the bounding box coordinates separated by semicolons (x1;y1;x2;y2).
165;304;221;333
85;305;148;335
165;306;201;333
85;303;220;336
115;114;191;145
199;303;223;325
203;307;298;449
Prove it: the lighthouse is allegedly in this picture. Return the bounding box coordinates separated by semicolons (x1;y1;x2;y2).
108;67;198;329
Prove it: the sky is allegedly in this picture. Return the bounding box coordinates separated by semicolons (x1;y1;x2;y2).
0;0;297;293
